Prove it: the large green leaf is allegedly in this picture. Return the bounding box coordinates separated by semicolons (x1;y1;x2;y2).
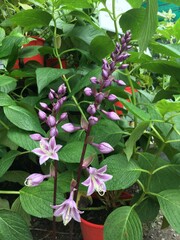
157;189;180;233
1;171;29;186
56;0;91;8
138;153;180;193
0;151;19;178
0;209;32;240
59;141;97;163
1;9;52;30
127;0;143;8
155;99;180;116
0;92;16;106
104;206;142;240
0;76;17;93
4;105;43;133
124;121;150;160
36;67;71;93
150;42;180;58
7;128;39;151
101;154;141;190
20;180;64;218
138;0;158;53
0;36;23;58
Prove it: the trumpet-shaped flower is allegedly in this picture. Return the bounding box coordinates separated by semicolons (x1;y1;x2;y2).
52;189;83;225
82;165;112;196
32;137;62;165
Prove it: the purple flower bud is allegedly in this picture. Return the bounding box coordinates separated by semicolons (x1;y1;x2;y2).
30;133;43;141
84;87;92;96
87;104;96;115
40;102;49;110
92;142;114;154
111;52;116;60
101;110;120;120
61;123;81;133
116;80;126;86
102;69;109;79
95;92;104;103
82;155;95;168
24;173;50;187
59;112;68;121
120;64;129;69
53;101;61;112
58;83;66;95
90;77;98;84
108;94;117;101
127;45;132;50
110;61;116;71
48;89;55;100
121;36;126;44
50;126;58;137
104;79;112;87
88;116;99;126
38;110;47;121
46;115;56;127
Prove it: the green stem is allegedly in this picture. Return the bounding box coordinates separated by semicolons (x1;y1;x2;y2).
0;120;9;130
112;0;119;42
0;191;20;194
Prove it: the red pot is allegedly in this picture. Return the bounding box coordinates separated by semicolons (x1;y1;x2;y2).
80;217;104;240
13;36;45;69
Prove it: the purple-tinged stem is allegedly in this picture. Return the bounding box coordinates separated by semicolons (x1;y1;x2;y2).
52;160;58;240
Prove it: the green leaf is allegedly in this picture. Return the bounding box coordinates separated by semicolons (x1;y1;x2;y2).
150;42;180;58
155;99;180;116
0;92;16;106
138;152;180;193
0;151;19;178
2;9;52;30
4;105;43;134
104;206;143;240
0;76;17;93
126;0;143;8
0;209;33;240
0;28;5;43
160;0;180;5
157;189;180;233
60;141;97;163
2;171;29;186
101;154;141;190
0;198;10;210
20;180;64;218
56;0;91;8
0;36;23;58
90;36;114;61
7;128;39;151
36;67;71;93
116;97;151;121
138;0;158;53
135;197;159;223
18;46;43;58
124;122;150;160
11;197;31;226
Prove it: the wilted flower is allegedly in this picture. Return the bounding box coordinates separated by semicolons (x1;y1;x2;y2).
32;137;62;165
52;189;83;225
24;173;51;187
82;165;113;196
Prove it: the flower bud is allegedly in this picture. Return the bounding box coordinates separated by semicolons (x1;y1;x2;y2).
102;69;109;79
95;92;104;103
90;77;98;84
46;115;56;127
88;116;99;126
30;133;43;141
24;173;50;187
116;80;126;86
92;142;114;154
120;64;129;69
59;112;68;121
104;79;112;87
84;87;92;96
50;126;58;137
101;110;120;120
108;94;117;101
38;110;47;121
58;83;66;95
61;123;81;133
53;101;61;112
40;102;49;110
48;89;55;100
87;104;96;115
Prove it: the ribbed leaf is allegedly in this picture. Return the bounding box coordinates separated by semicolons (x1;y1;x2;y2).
0;92;15;106
0;209;32;240
157;189;180;233
104;206;142;240
20;180;64;218
101;154;141;190
0;76;17;93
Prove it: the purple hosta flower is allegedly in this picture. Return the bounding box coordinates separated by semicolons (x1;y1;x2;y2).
102;69;109;80
38;110;47;121
82;165;113;196
84;87;92;96
30;133;43;141
108;94;117;101
40;102;50;111
91;142;114;154
58;83;66;95
49;89;55;100
87;104;96;115
101;110;120;120
115;80;126;86
46;115;56;127
52;189;83;225
59;112;68;121
90;76;99;84
88;116;99;126
24;173;51;187
50;126;58;137
95;92;104;104
53;100;61;112
61;123;81;133
32;137;62;165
